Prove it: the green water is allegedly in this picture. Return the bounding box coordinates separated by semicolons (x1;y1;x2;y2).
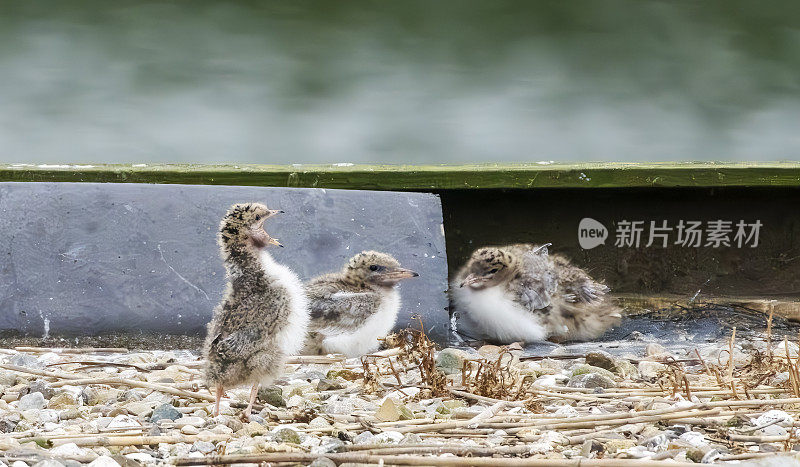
1;1;800;164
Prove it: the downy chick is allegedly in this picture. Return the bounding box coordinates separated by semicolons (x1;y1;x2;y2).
304;251;418;357
203;203;309;420
451;243;620;344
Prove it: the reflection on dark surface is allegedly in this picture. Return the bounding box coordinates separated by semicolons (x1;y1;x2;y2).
2;1;800;163
455;306;800;358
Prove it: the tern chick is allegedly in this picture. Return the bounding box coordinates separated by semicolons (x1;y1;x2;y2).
304;251;418;357
203;203;309;420
451;243;620;344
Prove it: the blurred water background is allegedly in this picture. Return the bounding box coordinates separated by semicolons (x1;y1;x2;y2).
2;1;800;164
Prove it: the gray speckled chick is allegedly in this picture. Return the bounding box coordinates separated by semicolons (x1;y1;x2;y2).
303;251;418;357
451;243;620;344
204;203;309;420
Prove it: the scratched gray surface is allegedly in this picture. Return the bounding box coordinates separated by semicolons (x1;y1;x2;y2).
0;183;449;343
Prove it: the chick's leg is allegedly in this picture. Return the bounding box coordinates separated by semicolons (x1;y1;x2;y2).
241;383;259;421
214;383;223;417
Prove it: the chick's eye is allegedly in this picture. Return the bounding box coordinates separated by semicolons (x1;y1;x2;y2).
254;214;262;221
369;265;379;271
488;268;499;274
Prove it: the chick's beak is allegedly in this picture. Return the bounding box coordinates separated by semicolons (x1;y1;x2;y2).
267;236;284;248
459;273;480;288
268;209;284;217
384;267;419;281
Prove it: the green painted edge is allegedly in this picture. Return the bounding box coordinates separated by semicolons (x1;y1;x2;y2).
1;162;800;190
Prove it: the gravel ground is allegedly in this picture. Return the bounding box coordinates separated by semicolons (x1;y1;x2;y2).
1;327;800;466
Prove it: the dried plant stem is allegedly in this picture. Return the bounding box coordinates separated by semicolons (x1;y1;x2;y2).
47;434;231;447
14;347;129;354
174;452;699;466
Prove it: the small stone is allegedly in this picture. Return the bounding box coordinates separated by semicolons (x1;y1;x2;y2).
211;424;234;434
0;370;16;386
173;416;204;428
442;399;467;410
9;354;42;369
23;380;54;399
214;415;243;432
0;419;18;433
124;453;155;464
126;401;155;417
645;342;667;356
435;348;468;375
326;369;359;381
570;364;616;380
613;359;639;378
258;386;286;408
81;387;119;406
568;373;616;389
36;409;59;424
757;425;788;437
240;421;269;437
149;403;182;423
315;437;344;453
111;456;140;467
181;425;200;435
32;462;63;467
316;379;344;392
309;458;336;467
400;433;423;444
477;345;502;358
585;351;616;371
638;361;667;379
107;415;141;429
726;415;747;427
50;443;92;458
191;441;216;454
353;431;375;444
47;393;78;410
756;410;794;427
59;408;81;421
604;439;637;453
87;456;121;467
581;439;604;457
282;381;315;399
687;449;705;463
309;417;331;429
274;427;301;444
119;390;143;402
375;398;413;422
17;392;46;411
373;431;403;444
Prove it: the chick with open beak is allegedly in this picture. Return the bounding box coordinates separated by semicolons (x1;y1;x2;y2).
303;251;418;357
204;203;309;420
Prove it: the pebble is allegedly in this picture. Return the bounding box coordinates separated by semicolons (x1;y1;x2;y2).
191;440;216;454
9;354;42;369
181;425;200;435
150;403;182;423
567;373;616;389
50;443;92;458
584;351;616;371
47;393;78;410
173;416;204;428
273;427;301;444
435;348;468;375
17;392;46;411
309;458;336;467
373;431;403;444
638;361;667;379
87;456;121;467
